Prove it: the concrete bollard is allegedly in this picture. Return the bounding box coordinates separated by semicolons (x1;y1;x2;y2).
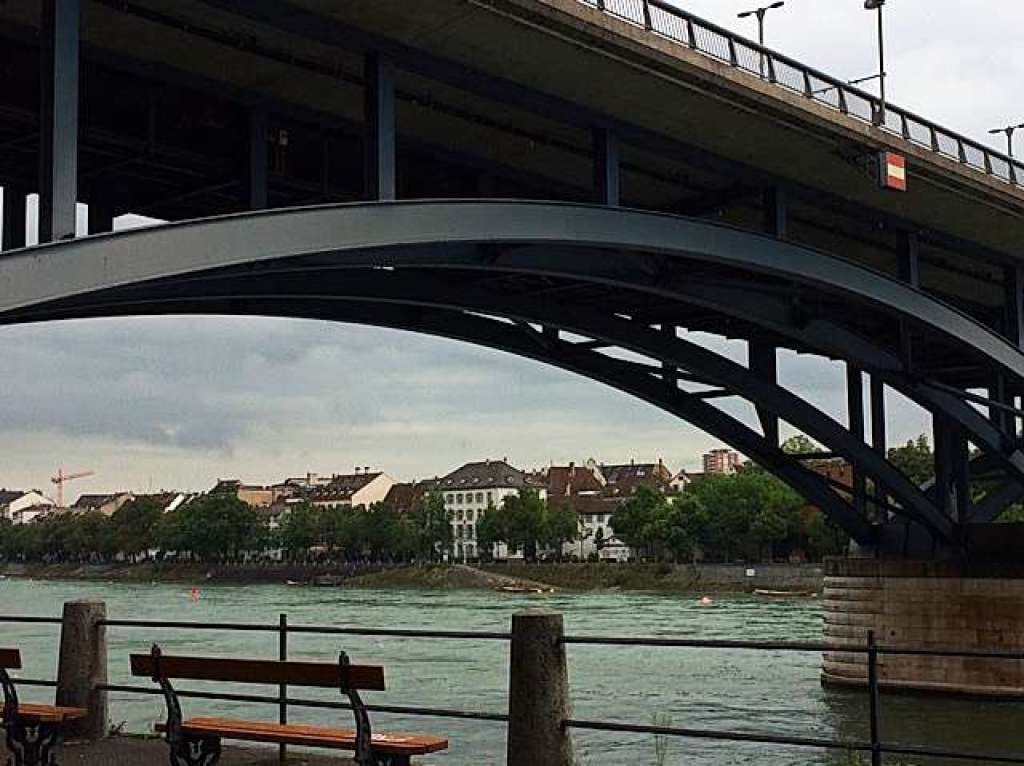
56;600;108;740
507;610;574;766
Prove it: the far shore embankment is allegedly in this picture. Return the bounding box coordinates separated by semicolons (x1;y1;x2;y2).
0;561;823;594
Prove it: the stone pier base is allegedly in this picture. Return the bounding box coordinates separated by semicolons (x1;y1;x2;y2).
822;557;1024;698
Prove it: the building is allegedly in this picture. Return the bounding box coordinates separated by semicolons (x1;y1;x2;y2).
211;479;297;508
703;449;742;475
439;459;545;561
381;479;439;515
540;459;675;561
309;470;396;510
71;492;135;516
0;490;56;524
598;459;674;496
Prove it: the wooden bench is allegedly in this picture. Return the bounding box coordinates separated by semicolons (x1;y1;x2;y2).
131;644;448;766
0;648;86;766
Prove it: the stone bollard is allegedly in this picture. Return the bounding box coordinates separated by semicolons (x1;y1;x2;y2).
506;610;574;766
56;600;108;740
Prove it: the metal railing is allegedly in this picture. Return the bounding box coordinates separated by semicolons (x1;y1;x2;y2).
2;612;1024;763
579;0;1024;190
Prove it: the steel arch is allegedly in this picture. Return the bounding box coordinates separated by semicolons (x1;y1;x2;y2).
4;200;1024;548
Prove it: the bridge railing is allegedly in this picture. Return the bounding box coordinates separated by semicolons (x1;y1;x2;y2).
3;608;1024;764
579;0;1024;190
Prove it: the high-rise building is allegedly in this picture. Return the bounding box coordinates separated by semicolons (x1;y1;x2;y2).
703;448;742;475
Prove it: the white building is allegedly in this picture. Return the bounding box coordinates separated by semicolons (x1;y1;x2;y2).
309;470;396;510
438;459;545;561
0;490;56;525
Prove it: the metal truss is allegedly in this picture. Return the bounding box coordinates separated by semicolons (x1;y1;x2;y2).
3;201;1024;552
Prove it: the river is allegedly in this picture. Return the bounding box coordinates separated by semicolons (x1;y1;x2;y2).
1;579;1020;765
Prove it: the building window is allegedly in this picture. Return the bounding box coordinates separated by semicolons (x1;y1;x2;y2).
475;492;483;503
446;494;454;504
486;491;493;503
466;510;474;521
457;509;464;521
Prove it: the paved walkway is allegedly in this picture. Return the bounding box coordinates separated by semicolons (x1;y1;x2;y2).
34;737;355;764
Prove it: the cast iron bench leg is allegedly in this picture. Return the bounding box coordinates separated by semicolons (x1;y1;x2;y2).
5;719;62;766
168;734;222;766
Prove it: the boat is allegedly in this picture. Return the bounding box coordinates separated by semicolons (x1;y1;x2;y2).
753;588;817;598
496;584;552;594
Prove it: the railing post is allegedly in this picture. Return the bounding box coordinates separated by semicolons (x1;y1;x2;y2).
867;630;882;766
507;611;574;766
641;0;653;30
279;612;288;764
56;600;107;740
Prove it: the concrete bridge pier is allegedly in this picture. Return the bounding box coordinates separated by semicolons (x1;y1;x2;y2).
822;553;1024;697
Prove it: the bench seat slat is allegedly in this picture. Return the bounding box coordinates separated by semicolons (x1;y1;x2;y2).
130;654;385;691
156;718;448;755
1;704;87;724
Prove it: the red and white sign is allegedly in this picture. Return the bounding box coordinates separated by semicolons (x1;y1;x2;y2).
880;151;907;192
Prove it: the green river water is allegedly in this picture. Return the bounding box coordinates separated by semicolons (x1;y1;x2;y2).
0;579;1020;765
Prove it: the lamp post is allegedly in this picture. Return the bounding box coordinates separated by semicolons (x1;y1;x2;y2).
989;123;1024;158
738;2;784;78
864;0;887;126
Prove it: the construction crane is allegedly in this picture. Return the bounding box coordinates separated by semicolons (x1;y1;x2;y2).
51;468;95;508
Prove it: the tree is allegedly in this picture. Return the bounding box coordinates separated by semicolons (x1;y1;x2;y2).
280;503;321;560
167;495;259;562
610;486;671;560
782;435;821;456
689;470;804;561
543;503;580;558
888;435;934;485
475;503;507;560
503;489;548;561
111;497;163;562
659;494;709;563
411;492;452;561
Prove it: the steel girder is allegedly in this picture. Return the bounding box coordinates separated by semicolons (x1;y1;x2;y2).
3;200;1024;547
12;267;952;541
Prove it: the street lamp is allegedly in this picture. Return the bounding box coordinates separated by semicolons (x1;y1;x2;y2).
738;2;784;78
989;123;1024;158
864;0;887;126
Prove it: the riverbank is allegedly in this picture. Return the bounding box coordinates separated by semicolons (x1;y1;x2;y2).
0;560;823;594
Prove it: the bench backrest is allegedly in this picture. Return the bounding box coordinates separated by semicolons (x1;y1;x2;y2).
0;649;21;670
130;653;385;691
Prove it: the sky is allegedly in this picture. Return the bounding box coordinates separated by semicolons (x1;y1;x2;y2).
1;1;1022;496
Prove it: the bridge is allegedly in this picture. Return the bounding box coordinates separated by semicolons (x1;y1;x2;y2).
2;0;1024;696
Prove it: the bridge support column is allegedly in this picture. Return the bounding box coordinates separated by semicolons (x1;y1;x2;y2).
38;0;80;243
364;52;396;201
2;187;27;251
592;128;620;206
822;554;1024;698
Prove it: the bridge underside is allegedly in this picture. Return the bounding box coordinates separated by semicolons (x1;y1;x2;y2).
3;200;1024;556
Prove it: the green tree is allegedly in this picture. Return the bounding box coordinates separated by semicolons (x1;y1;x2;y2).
659;493;709;563
111;497;163;562
411;492;452;561
543;503;580;558
782;435;822;455
475;503;506;561
888;435;934;485
280;503;321;560
65;511;115;561
171;495;259;562
610;486;670;560
503;489;548;561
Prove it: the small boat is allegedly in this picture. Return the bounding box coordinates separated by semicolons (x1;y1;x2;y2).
754;588;817;598
285;580;302;587
497;585;551;594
